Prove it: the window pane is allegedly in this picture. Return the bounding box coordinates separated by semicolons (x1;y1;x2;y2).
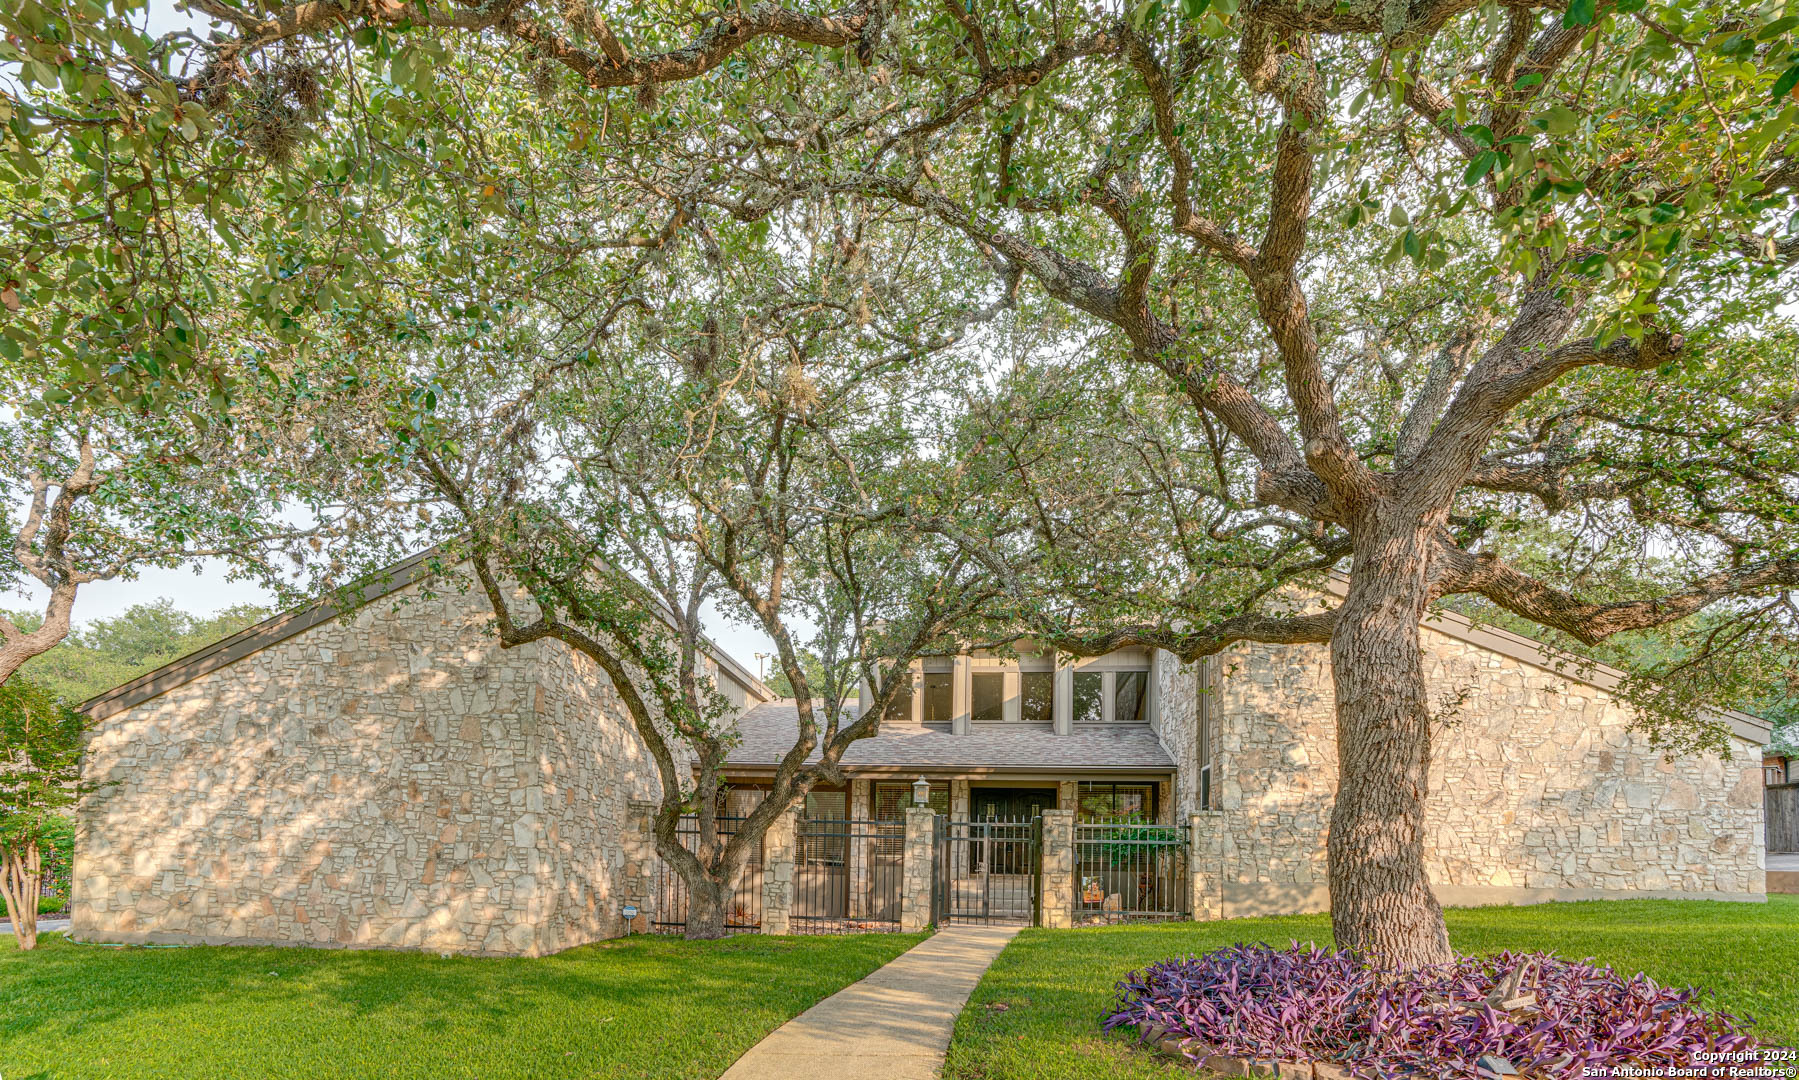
972;672;1004;724
884;674;914;722
1073;672;1104;724
1020;671;1054;725
1113;670;1149;723
1077;781;1115;821
923;671;954;725
722;786;767;817
1114;784;1150;819
805;790;846;819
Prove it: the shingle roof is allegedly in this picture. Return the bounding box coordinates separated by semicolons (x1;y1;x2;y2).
723;702;1174;771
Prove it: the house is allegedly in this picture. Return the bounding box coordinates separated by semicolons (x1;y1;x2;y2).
71;553;1771;955
73;552;773;956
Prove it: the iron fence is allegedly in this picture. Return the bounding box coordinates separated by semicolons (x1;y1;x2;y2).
650;815;764;933
1074;822;1189;923
791;818;905;934
941;817;1040;924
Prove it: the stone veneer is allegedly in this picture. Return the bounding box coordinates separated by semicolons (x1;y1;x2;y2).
74;572;676;956
1200;626;1767;918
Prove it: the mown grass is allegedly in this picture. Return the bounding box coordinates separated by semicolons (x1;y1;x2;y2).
0;930;925;1079
943;896;1799;1080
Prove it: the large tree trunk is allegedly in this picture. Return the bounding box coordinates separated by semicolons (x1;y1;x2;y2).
684;876;732;940
0;842;44;951
1326;523;1453;970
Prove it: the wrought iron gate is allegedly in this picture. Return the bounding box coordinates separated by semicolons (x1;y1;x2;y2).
650;815;763;933
791;817;905;934
938;816;1041;924
1073;821;1190;923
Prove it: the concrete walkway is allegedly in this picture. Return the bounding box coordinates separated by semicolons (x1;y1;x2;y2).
720;924;1021;1080
1;917;69;936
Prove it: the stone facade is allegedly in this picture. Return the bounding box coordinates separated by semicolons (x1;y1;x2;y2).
1153;650;1205;818
1039;809;1075;928
1205;625;1767;918
898;807;935;932
74;571;683;956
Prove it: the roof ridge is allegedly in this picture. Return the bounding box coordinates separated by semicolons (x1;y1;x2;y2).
83;548;773;719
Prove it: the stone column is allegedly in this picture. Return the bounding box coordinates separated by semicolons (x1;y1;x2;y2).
848;780;871;917
1057;779;1079;812
762;808;798;935
1039;808;1074;929
1189;811;1225;921
900;806;937;932
618;800;659;935
951;778;971;819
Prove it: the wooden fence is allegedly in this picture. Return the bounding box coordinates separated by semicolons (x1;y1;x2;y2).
1768;782;1799;854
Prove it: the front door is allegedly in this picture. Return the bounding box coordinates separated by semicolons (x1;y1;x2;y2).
972;787;1056;822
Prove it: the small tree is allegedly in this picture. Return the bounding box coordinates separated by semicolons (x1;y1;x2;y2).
0;677;89;950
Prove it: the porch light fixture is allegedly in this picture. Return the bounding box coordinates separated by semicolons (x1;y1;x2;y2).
912;776;931;806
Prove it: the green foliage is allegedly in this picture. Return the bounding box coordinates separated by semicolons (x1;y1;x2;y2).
946;899;1799;1079
5;599;271;705
0;677;89;854
1086;817;1183;870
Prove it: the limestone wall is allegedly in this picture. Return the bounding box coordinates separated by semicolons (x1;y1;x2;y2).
1152;649;1204;818
1210;627;1767;918
74;573;664;956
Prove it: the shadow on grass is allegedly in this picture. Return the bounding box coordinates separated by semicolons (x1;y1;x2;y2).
0;931;923;1080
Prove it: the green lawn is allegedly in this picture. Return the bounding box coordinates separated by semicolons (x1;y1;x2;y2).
0;930;925;1079
943;897;1799;1080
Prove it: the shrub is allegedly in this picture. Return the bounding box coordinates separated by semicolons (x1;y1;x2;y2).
1104;943;1756;1077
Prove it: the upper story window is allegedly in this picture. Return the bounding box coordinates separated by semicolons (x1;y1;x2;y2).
1020;670;1054;724
1073;667;1151;724
972;671;1005;724
867;648;1155;727
922;670;954;725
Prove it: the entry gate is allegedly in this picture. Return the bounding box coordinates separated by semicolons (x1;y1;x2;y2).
936;816;1041;924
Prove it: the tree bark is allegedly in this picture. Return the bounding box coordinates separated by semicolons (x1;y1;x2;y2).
0;842;43;951
1325;521;1453;970
683;876;732;940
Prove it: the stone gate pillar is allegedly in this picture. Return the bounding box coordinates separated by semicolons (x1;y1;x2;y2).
762;808;798;935
1189;811;1225;921
848;780;870;918
1039;808;1074;929
899;806;936;932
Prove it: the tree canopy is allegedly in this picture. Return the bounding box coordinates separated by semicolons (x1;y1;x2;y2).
4;598;271;703
5;0;1796;959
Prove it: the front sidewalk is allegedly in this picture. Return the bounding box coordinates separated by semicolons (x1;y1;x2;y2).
719;925;1019;1080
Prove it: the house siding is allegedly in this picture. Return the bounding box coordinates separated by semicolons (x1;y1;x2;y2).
1208;627;1767;918
72;572;668;956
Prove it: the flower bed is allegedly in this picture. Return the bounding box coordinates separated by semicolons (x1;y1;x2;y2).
1103;943;1757;1078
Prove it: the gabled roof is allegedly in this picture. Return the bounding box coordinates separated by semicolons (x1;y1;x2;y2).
83;549;775;721
1320;575;1771;745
